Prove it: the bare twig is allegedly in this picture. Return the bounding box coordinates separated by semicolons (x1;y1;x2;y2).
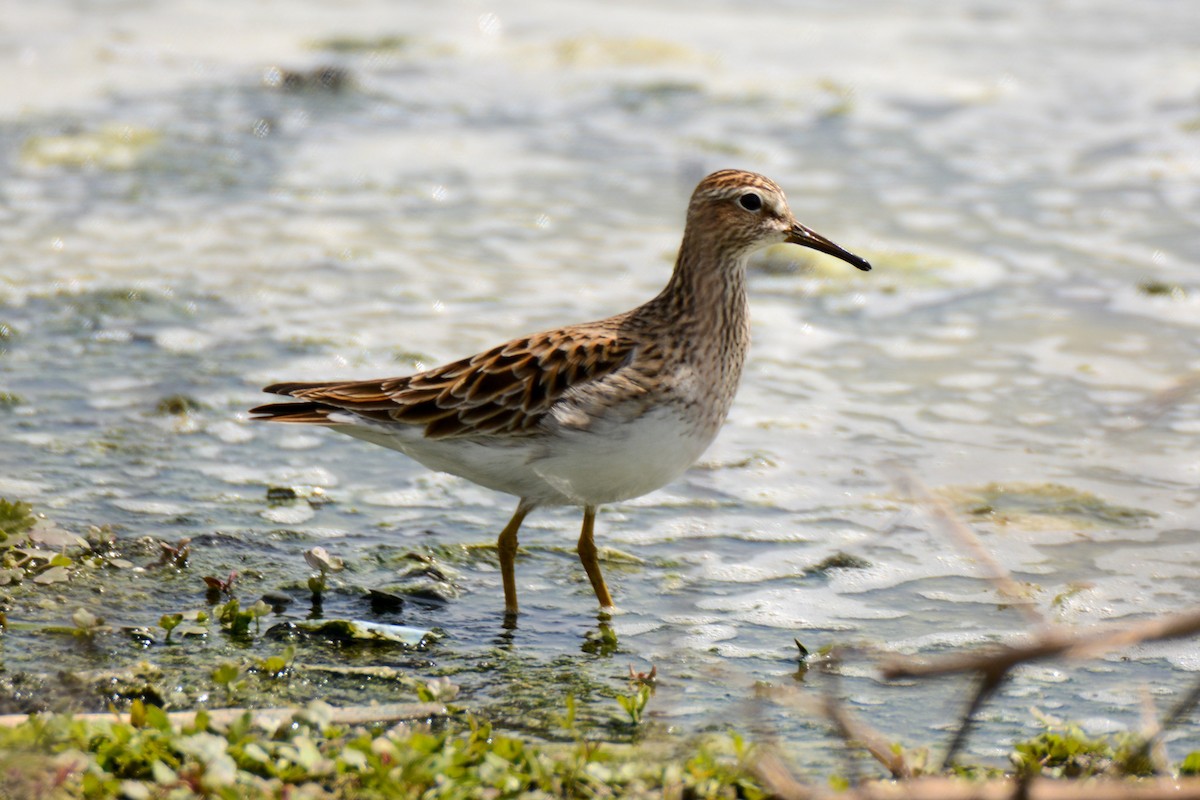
1157;673;1200;736
819;651;865;786
834;776;1200;800
1132;371;1200;424
821;694;912;779
757;769;1200;800
759;656;912;781
938;672;1006;771
753;747;822;800
881;609;1200;682
1127;672;1200;773
883;463;1044;626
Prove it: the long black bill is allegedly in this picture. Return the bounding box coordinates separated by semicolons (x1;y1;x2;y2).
786;222;871;272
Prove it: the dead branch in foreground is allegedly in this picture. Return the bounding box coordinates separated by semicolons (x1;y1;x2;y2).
880;608;1200;682
878;606;1200;769
882;463;1044;627
761;463;1200;790
882;463;1200;768
754;761;1200;800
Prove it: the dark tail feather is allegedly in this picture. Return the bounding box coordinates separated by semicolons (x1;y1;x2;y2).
262;381;351;397
248;401;338;424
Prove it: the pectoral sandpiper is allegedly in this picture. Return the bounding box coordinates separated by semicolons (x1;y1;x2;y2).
251;169;870;617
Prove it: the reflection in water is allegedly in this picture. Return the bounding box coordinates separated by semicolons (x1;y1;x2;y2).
582;622;620;658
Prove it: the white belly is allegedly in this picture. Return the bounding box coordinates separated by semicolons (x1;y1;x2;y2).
530;404;717;506
330;403;718;508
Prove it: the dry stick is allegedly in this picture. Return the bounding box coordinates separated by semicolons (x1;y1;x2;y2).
883;462;1047;766
817;650;913;780
1129;672;1200;771
936;672;1006;772
757;658;912;782
1157;673;1200;738
832;776;1200;800
753;748;822;800
883;463;1044;627
1130;371;1200;425
821;692;912;779
881;609;1200;772
755;755;1200;800
819;652;865;787
1133;688;1169;776
881;608;1200;682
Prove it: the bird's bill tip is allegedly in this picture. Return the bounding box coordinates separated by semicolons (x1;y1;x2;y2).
786;223;872;272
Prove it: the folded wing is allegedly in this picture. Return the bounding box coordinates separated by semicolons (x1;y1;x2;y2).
250;329;637;439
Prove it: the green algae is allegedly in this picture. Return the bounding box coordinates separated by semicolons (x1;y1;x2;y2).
1138;280;1188;299
553;36;705;67
938;482;1155;531
21;124;160;170
309;34;414;53
806;551;871;575
154;395;205;416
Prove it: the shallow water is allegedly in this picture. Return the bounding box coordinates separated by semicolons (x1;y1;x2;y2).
2;0;1199;771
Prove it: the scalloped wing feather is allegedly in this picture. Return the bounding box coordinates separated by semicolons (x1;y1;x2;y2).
253;328;637;440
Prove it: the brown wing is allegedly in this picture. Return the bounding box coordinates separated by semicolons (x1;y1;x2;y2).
249;327;637;439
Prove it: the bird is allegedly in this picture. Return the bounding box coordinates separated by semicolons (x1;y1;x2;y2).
250;169;871;618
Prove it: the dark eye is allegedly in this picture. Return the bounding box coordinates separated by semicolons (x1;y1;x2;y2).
738;192;762;212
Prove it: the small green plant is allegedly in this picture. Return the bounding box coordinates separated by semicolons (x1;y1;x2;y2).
416;676;461;703
0;497;35;542
159;613;184;642
1010;720;1155;778
1181;751;1200;776
211;662;245;703
214;598;253;637
256;645;296;680
304;546;344;597
247;599;272;635
615;685;651;726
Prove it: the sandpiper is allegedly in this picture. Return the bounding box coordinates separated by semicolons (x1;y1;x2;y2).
251;169;870;617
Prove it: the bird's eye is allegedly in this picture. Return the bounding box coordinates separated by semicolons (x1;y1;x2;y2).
738;192;762;212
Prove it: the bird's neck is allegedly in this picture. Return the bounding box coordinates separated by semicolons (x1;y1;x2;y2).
654;231;749;326
638;229;752;374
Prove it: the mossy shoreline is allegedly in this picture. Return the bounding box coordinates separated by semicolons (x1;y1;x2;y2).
1;700;1199;799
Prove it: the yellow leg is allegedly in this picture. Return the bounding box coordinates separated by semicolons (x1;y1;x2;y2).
577;506;614;610
497;502;531;616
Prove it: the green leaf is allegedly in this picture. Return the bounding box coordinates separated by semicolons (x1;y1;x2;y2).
0;498;36;540
212;663;240;686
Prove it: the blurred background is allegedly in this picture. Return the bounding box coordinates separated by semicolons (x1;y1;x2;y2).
1;0;1198;769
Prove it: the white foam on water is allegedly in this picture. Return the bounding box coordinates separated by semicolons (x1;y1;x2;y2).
111;498;189;516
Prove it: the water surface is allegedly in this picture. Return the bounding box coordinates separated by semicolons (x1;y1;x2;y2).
1;0;1198;771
